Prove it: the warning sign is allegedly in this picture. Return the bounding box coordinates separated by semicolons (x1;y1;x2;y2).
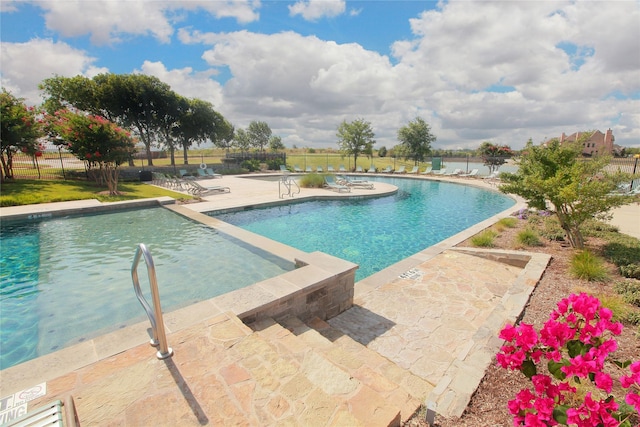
0;383;46;424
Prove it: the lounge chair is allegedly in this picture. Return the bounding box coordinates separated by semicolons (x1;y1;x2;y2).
339;165;347;172
327;165;335;172
179;169;195;179
356;166;364;173
394;166;406;174
205;168;222;178
185;180;230;197
317;166;323;173
483;171;500;180
381;166;393;173
294;165;303;173
337;175;374;189
280;164;289;173
196;168;209;179
445;168;463;176
367;166;376;173
408;166;419;174
460;169;479;177
323;175;350;193
420;167;432;175
432;168;447;175
305;166;312;173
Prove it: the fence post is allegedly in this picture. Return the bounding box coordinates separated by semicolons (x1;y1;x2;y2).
58;148;67;180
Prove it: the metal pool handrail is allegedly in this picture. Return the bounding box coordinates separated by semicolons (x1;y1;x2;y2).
131;243;173;359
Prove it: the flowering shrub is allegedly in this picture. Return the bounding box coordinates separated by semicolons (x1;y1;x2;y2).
478;141;513;173
497;293;639;426
46;109;135;195
1;90;43;180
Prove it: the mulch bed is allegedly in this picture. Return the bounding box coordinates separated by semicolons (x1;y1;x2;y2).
405;216;640;426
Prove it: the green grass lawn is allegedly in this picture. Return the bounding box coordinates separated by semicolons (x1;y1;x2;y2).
0;179;193;207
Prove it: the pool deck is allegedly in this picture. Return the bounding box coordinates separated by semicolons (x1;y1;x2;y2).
1;173;638;426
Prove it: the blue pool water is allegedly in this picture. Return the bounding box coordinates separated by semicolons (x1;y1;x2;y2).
0;207;293;370
213;177;515;280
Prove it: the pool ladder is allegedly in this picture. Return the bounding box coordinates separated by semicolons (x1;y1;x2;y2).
131;243;173;359
279;173;300;198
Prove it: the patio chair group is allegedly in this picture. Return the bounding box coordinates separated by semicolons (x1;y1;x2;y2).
151;171;229;197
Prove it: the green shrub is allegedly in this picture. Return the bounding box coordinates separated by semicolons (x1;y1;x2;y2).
240;159;261;172
582;219;619;236
570;250;609;282
539;216;565;241
619;264;640;280
471;230;497;247
613;281;640;307
266;159;284;170
601;233;640;279
598;294;633;323
298;173;325;188
496;217;518;229
516;228;543;247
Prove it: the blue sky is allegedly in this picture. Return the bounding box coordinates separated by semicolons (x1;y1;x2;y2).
1;0;639;149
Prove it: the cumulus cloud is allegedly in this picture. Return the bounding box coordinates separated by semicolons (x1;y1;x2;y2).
135;60;225;110
0;39;107;104
34;0;260;45
184;28;408;145
2;0;638;149
288;0;346;21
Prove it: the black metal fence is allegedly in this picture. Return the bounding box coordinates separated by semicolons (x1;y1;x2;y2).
2;150;638;181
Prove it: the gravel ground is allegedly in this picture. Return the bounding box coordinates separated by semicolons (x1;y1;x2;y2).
405;215;640;427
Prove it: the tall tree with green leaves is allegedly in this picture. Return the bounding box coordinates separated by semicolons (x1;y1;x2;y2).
0;89;44;181
499;137;633;248
336;118;375;167
41;73;177;166
234;128;251;153
247;121;272;152
269;135;285;152
397;117;435;164
213;120;235;153
174;98;221;164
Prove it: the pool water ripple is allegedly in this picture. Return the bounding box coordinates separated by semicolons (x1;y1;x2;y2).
213;177;515;281
0;207;294;369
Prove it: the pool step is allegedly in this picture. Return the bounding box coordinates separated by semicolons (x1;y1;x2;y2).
251;315;433;424
249;316;402;427
283;316;434;420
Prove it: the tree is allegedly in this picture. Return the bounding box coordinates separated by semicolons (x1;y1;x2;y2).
46;110;135;195
478;141;513;173
234;128;251;153
269;135;285;152
213;120;235;153
336;118;375;167
173;98;212;164
41;73;177;166
247;121;272;152
0;89;43;181
499;138;633;249
378;146;387;157
397;117;435;164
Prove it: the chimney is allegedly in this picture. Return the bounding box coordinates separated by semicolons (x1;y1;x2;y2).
605;129;613;152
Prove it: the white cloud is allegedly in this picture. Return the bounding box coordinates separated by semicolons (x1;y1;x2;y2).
135;60;225;110
34;0;260;45
3;0;639;149
0;39;106;105
288;0;346;21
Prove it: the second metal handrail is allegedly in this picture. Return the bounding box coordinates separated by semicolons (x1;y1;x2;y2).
279;173;300;198
131;243;173;359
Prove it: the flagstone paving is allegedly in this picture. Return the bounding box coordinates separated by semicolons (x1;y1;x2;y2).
1;173;557;426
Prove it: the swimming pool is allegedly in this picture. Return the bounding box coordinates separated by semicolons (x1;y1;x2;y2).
212;176;515;280
0;207;294;370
